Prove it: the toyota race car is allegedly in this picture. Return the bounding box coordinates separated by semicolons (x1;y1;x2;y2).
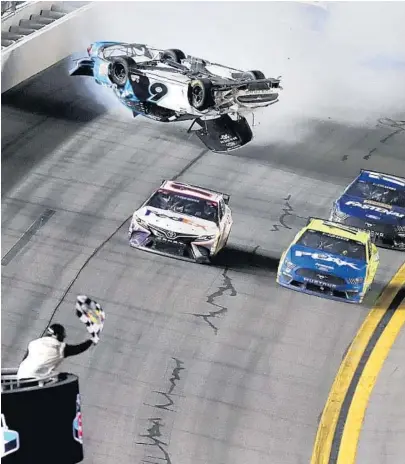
128;181;233;263
277;218;379;304
329;170;405;250
70;41;281;153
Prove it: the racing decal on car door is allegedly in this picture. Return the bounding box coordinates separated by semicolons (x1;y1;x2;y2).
147;82;168;102
128;74;168;103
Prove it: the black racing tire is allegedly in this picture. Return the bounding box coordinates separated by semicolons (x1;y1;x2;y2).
109;57;136;87
242;70;266;80
188;78;215;111
162;48;186;63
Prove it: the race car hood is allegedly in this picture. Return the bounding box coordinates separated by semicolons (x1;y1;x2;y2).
337;195;405;226
134;206;219;236
193;114;253;153
288;244;367;278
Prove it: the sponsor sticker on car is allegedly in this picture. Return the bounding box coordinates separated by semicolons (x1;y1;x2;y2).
345;200;405;218
294;250;361;270
303;277;337;288
144;209;208;230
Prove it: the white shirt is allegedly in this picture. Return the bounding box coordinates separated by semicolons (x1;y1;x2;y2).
17;337;66;380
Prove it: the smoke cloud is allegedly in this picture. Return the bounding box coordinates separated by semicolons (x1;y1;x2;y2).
77;1;405;142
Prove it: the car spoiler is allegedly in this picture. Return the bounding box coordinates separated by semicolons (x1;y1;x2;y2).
307;217;361;236
360;169;405;183
160;180;231;204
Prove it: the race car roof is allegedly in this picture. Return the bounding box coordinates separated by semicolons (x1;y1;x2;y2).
160;180;225;202
306;218;370;243
358;170;405;189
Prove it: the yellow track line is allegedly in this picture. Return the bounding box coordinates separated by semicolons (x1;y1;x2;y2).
311;262;405;464
337;297;405;463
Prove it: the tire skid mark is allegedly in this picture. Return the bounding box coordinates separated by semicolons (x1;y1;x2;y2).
138;418;172;464
363;118;405;160
269;194;307;232
363;148;376;160
344;117;405;162
378;118;405;144
340;117;405;162
193;268;237;335
138;358;185;464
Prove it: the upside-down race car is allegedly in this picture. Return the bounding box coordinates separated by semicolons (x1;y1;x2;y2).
129;181;233;263
70;41;281;152
329;170;405;250
277;218;379;304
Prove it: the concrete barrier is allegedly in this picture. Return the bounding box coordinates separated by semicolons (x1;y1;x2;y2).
1;2;96;93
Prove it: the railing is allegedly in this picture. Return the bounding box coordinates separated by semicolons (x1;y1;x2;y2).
1;368;59;392
1;1;28;19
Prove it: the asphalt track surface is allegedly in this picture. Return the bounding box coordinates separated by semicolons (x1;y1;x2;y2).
2;14;405;464
357;319;405;464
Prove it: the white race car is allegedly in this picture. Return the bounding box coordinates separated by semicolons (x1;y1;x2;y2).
128;180;233;263
70;41;282;152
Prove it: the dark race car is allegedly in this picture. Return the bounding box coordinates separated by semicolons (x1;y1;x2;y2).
329;170;405;250
70;41;282;153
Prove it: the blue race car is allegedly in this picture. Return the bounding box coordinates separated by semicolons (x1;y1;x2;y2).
329;170;405;250
70;41;281;153
277;218;379;304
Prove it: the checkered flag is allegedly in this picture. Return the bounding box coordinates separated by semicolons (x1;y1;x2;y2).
75;295;105;344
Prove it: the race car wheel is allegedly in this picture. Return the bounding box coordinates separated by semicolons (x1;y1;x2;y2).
242;70;266;80
109;57;136;87
162;48;186;63
188;78;215;111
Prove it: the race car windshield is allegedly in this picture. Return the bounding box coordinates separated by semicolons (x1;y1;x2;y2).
297;229;366;261
346;180;405;208
146;190;218;223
